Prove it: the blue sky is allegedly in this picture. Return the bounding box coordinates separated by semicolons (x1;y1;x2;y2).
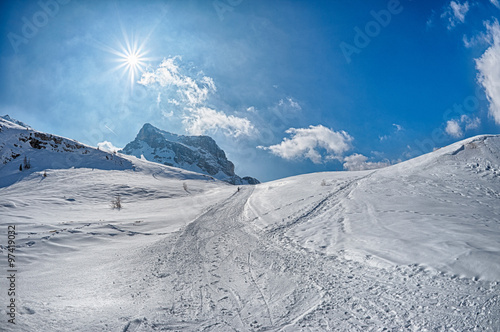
1;0;500;182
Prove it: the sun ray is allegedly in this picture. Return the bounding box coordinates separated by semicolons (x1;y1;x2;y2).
98;30;151;89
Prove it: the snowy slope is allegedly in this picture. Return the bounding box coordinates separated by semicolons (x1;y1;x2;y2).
0;119;499;331
247;135;500;280
120;123;259;185
0;117;239;330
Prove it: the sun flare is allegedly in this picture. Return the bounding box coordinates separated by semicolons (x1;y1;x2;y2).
104;32;150;88
117;46;147;87
127;54;139;67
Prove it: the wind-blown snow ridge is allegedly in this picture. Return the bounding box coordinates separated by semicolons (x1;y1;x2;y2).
382;134;500;175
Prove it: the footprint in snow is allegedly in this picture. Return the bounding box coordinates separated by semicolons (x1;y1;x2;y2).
123;318;142;332
20;306;35;315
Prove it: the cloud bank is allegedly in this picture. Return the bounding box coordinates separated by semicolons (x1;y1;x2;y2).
259;125;353;164
476;20;500;125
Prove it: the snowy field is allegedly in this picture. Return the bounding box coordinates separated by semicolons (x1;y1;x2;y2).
0;119;499;331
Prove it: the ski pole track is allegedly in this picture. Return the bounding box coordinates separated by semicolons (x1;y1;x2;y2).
265;174;372;237
133;185;499;331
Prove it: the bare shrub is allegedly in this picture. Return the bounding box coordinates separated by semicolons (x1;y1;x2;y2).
111;195;122;210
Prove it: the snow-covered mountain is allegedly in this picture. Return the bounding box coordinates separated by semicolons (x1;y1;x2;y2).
0;116;133;188
120;123;259;185
0;115;499;331
0;116;222;188
0;115;31;129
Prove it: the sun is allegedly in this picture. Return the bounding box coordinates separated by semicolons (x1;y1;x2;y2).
103;31;150;88
127;54;139;67
116;45;147;87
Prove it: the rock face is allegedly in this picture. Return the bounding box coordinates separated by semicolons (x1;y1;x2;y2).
0;115;91;166
120;123;259;185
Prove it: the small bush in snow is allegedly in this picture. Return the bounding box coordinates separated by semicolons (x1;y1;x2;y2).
111;195;122;210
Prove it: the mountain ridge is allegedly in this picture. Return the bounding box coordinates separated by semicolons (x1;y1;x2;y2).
0;116;226;187
119;123;260;185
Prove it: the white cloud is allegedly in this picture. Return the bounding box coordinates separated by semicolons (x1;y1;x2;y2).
343;154;391;171
445;115;481;138
445;119;463;138
463;34;475;48
450;1;469;23
491;0;500;8
378;123;403;142
393;123;403;131
462;114;481;130
463;20;496;49
288;97;301;110
258;125;353;164
278;97;302;110
97;141;121;153
183;107;255;138
138;57;216;107
476;20;500;125
139;57;256;138
441;1;470;29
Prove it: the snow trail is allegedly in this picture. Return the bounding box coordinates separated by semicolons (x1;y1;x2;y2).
133;185;500;331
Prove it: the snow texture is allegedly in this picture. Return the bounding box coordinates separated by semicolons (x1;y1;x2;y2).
0;116;499;331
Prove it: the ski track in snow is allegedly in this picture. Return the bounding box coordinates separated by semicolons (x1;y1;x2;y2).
118;186;499;331
1;173;499;331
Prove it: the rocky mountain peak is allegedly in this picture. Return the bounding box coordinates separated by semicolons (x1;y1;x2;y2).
120;123;259;185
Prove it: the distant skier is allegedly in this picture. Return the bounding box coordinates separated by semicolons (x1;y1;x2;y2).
237;187;240;192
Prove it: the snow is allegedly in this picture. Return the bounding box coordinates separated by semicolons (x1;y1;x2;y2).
247;135;500;281
0;117;499;331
